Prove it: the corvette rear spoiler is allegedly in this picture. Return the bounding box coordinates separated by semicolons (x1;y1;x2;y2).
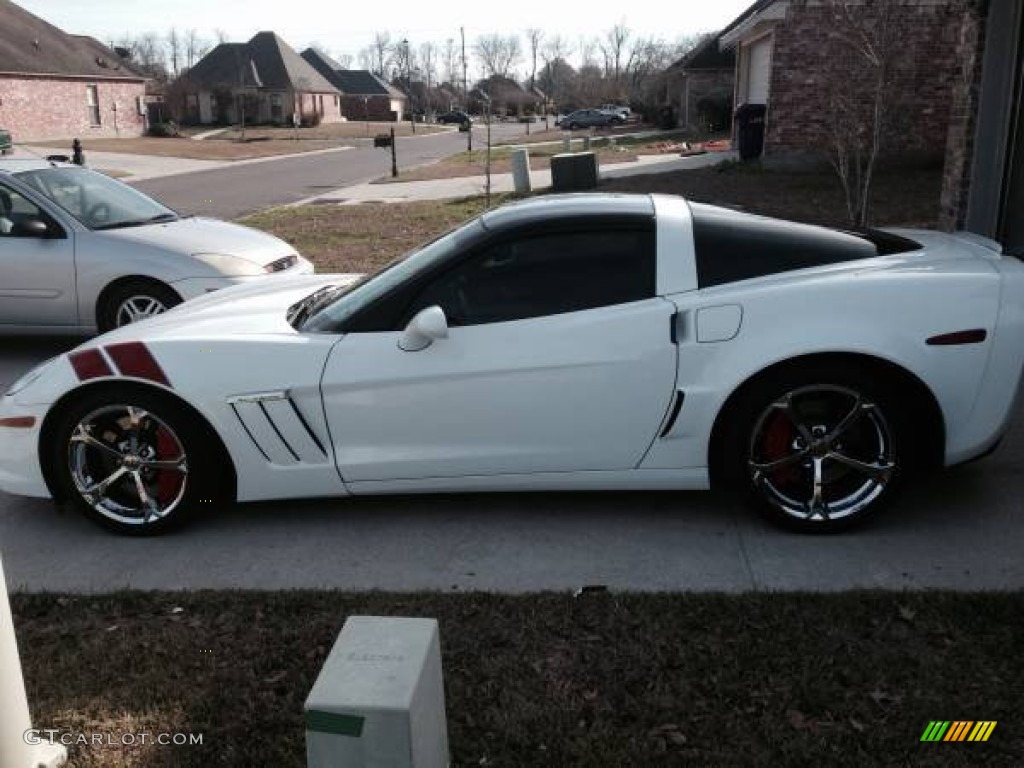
952;231;1004;256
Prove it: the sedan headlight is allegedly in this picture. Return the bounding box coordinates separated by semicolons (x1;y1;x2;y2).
191;252;265;277
6;357;57;397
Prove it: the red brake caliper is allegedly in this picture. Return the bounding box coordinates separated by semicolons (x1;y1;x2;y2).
153;426;184;504
762;412;799;485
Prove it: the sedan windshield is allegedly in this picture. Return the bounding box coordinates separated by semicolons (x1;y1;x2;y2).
14;166;178;231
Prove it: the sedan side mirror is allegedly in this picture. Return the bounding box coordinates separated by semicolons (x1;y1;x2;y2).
17;218;49;237
399;305;448;352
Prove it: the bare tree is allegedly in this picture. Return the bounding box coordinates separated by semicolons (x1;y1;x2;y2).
599;22;631;82
214;29;228;44
822;0;911;226
443;38;458;85
419;41;438;112
525;28;543;91
371;31;392;77
167;27;181;76
184;29;203;68
358;46;375;72
474;34;521;79
335;52;353;69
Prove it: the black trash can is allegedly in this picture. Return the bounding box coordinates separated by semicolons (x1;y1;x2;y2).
734;103;767;161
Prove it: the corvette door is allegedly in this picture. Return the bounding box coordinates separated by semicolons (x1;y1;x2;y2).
0;181;76;326
321;225;678;482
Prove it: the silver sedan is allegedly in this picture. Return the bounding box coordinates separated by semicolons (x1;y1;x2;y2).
0;159;312;334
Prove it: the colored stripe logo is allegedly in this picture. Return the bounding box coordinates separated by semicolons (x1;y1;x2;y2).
921;721;996;742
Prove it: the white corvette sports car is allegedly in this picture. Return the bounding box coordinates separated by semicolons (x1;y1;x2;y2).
1;194;1022;534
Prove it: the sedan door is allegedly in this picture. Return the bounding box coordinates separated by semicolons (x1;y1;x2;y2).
320;223;678;483
0;181;77;326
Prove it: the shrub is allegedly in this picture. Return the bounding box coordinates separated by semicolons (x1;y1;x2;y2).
148;121;179;137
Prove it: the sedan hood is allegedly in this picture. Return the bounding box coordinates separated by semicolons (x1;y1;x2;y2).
101;216;296;267
91;273;362;344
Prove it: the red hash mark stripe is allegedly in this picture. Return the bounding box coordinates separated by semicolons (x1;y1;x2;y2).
104;342;171;387
69;349;113;381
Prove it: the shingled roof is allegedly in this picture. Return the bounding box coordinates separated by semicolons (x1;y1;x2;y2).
189;32;339;92
0;0;145;79
300;49;405;99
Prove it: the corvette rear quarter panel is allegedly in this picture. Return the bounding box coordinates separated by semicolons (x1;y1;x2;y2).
641;256;1005;471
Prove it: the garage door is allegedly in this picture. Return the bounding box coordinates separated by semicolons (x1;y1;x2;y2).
746;36;773;104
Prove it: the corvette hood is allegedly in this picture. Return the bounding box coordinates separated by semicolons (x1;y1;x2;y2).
101;216;296;266
91;273;361;344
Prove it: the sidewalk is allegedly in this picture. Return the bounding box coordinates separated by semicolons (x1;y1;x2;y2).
296;149;738;205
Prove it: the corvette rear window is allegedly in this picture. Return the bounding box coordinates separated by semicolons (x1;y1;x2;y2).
690;203;922;288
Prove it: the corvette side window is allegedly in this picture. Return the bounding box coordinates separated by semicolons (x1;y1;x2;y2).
409;228;655;326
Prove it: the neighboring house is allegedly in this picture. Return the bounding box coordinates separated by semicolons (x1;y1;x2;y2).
301;49;406;121
719;0;969;162
715;0;1022;254
184;33;341;126
470;76;543;117
0;0;147;141
663;34;735;132
940;0;1022;254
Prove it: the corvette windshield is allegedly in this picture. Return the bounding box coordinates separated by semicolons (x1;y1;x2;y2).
302;219;485;332
14;166;178;231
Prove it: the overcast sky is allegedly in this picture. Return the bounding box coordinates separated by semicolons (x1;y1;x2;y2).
17;0;753;67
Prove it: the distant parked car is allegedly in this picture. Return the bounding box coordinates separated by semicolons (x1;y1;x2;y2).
0;128;12;155
557;109;625;130
600;104;632;120
437;110;472;126
0;159;313;334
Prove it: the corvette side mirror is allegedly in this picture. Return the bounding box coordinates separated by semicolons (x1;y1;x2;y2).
399;305;448;351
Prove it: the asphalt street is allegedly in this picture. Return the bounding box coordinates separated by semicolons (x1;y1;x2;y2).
1;336;1022;593
131;123;529;219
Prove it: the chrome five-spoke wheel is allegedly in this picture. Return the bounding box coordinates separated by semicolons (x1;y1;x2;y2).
68;404;188;527
54;386;220;534
747;385;896;524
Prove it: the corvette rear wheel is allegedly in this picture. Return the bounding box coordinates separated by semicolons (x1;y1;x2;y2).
723;367;905;532
52;387;217;534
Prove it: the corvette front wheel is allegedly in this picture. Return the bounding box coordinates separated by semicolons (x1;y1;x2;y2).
51;387;218;534
722;367;905;532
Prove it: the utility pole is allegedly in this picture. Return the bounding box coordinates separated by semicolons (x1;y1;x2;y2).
461;26;471;151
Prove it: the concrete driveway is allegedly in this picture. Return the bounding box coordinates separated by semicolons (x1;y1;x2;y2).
1;337;1021;593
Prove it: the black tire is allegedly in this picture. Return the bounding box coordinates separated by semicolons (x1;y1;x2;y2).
49;385;223;535
717;362;910;533
98;279;182;333
568;122;579;131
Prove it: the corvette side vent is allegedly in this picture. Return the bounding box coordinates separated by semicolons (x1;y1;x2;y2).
227;391;328;465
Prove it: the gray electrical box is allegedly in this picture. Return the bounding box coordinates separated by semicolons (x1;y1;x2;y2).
550;152;599;191
305;616;449;768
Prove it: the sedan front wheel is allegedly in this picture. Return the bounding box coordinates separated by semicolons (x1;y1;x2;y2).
98;279;182;332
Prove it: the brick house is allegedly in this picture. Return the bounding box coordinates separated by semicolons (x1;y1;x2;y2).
184;33;342;126
718;0;1022;253
0;0;147;141
940;0;1021;254
720;0;970;163
663;34;736;132
301;49;407;122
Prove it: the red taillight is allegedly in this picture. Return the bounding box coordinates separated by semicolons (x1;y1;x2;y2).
105;342;171;386
926;329;988;346
69;349;112;380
